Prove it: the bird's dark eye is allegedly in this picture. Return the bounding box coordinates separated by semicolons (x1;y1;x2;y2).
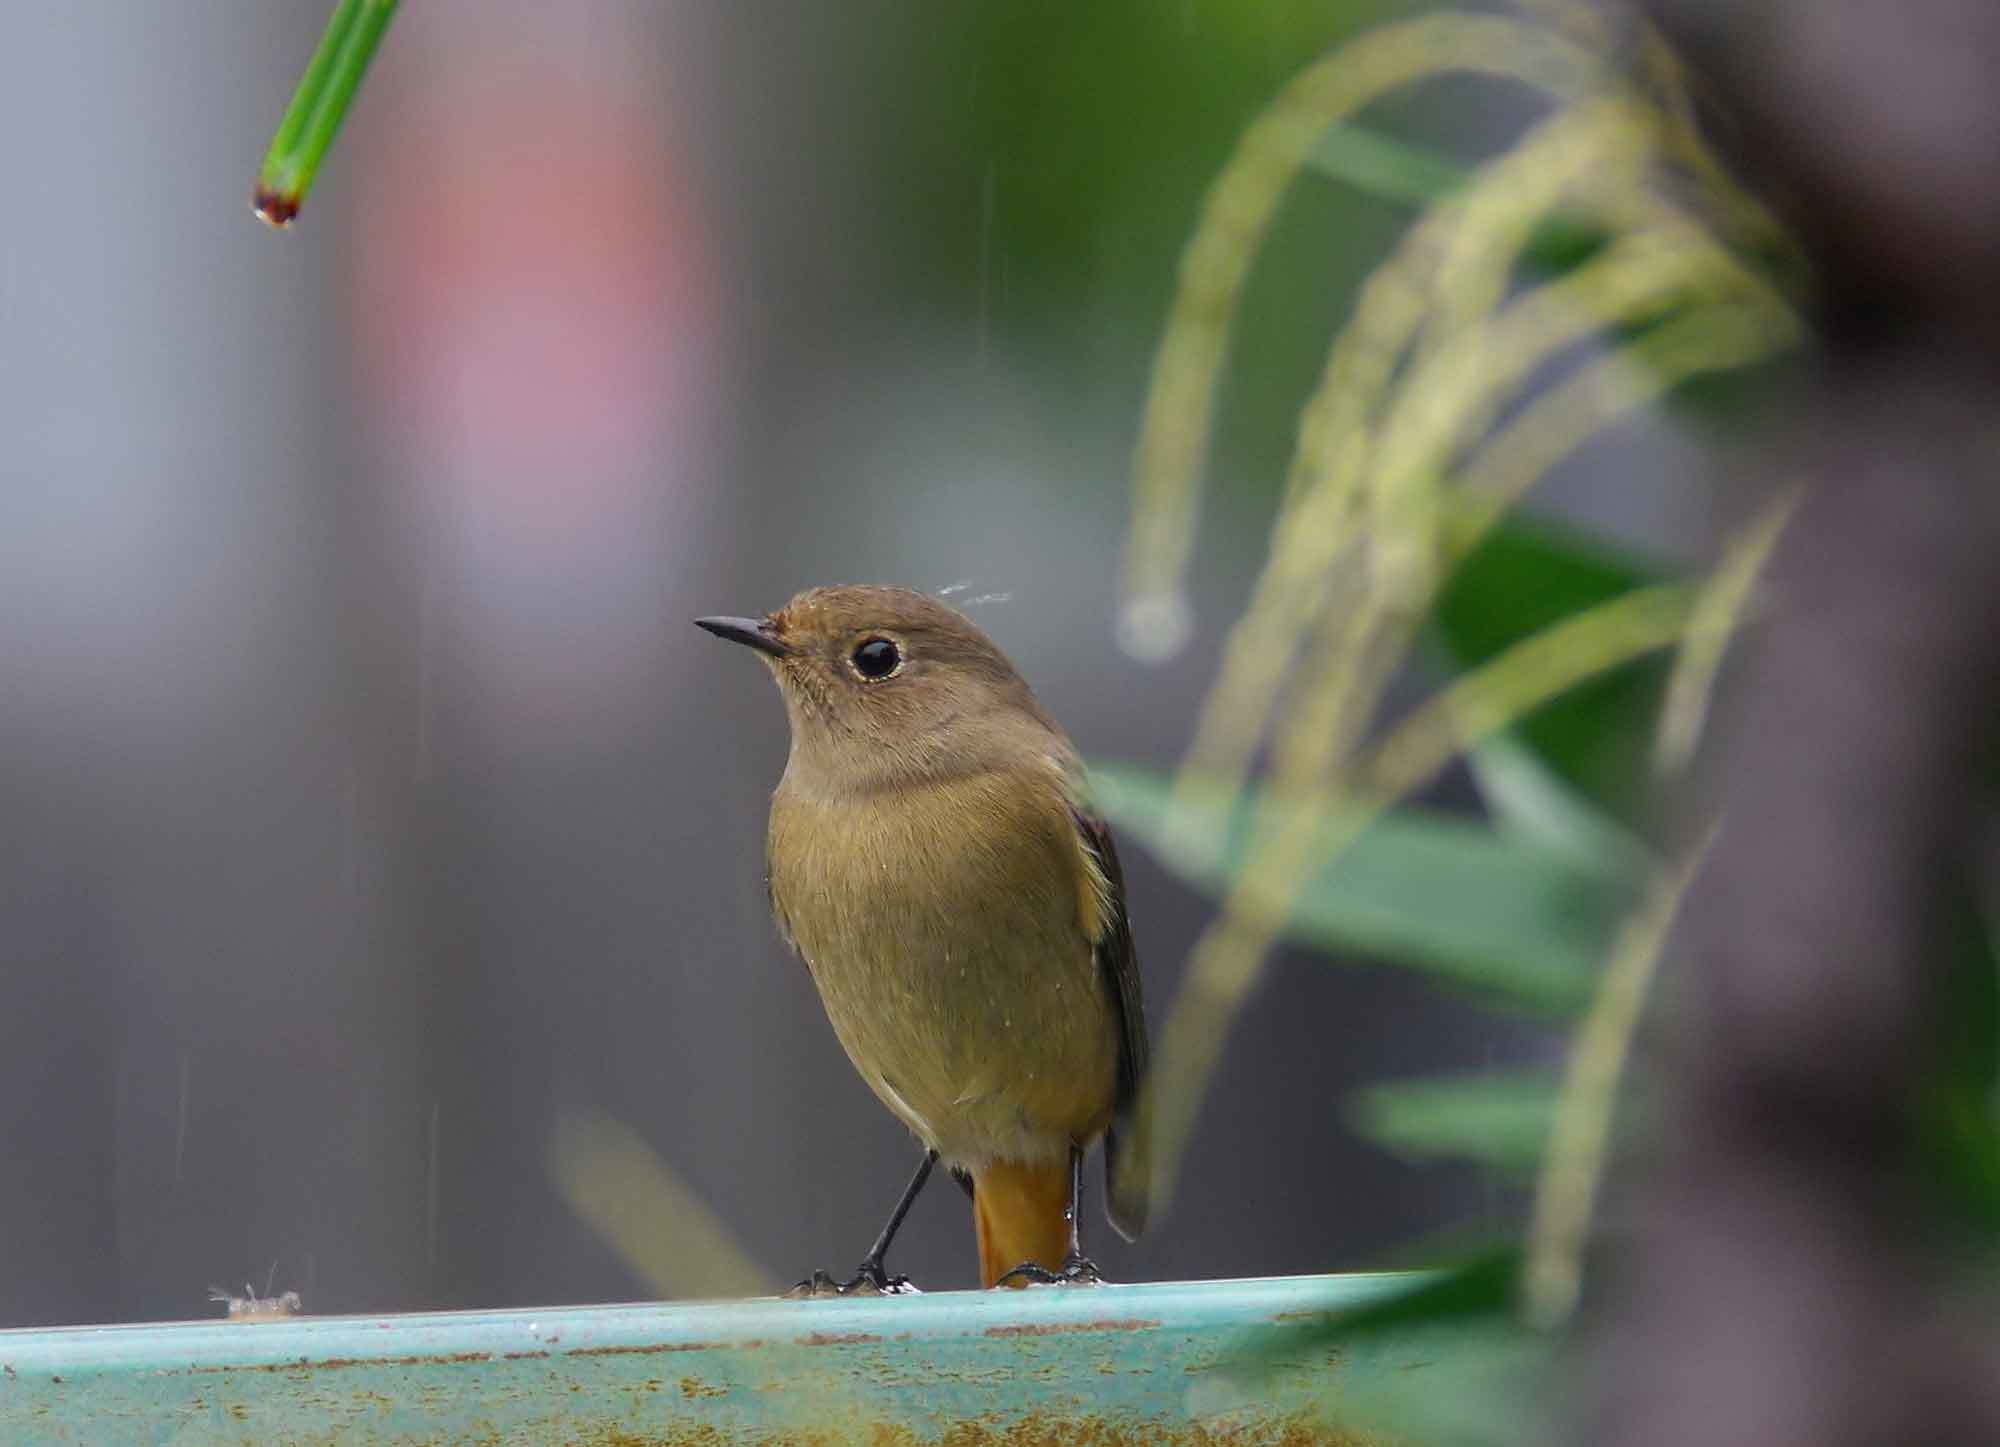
850;636;902;680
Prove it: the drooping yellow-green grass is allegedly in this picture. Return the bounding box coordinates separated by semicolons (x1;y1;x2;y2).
1117;4;1801;1300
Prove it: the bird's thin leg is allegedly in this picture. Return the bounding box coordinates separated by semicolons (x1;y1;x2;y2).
851;1149;936;1290
997;1145;1105;1287
789;1150;935;1298
1054;1144;1103;1282
1057;1144;1102;1281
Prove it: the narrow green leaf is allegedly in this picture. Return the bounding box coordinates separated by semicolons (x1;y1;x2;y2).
1259;1250;1515;1347
1240;1253;1552;1447
1335;1320;1553;1447
1089;763;1634;1015
1349;1069;1560;1173
1914;873;2000;1233
1307;123;1466;206
1304;122;1612;277
1465;731;1653;875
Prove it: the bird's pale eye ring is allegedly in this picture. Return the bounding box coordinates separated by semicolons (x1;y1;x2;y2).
849;636;904;681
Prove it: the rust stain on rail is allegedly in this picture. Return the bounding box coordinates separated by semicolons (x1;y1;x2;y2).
186;1350;496;1374
571;1414;1374;1446
565;1338;762;1358
982;1319;1160;1339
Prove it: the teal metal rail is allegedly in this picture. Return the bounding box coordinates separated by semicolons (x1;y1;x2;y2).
0;1272;1412;1444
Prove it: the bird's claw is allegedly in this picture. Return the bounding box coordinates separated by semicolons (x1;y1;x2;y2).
785;1269;844;1299
995;1254;1105;1288
785;1262;920;1299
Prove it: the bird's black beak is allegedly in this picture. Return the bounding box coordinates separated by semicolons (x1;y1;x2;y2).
694;615;790;659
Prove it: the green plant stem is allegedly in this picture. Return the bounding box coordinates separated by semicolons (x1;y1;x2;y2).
1652;484;1800;776
253;0;400;227
1521;834;1710;1327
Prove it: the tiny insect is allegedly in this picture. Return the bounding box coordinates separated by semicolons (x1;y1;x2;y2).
208;1267;304;1322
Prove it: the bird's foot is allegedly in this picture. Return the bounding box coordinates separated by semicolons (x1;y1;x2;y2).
784;1260;920;1299
995;1254;1105;1288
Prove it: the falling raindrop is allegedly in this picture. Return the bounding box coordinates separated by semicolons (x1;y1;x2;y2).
416;576;437;784
425;1099;441;1281
1118;591;1194;661
342;766;360;900
174;1050;190;1184
977;161;997;368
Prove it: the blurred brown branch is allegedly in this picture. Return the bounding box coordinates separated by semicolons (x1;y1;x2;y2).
1588;2;2000;1443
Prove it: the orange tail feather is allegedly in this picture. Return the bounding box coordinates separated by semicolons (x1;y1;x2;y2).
971;1159;1072;1288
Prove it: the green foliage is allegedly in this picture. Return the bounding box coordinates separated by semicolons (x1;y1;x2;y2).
1306;122;1467;207
1307;121;1613;277
1914;876;2000;1233
1105;9;1837;1441
1303;119;1799;422
1089;761;1634;1016
1252;1253;1556;1447
1434;515;1670;829
891;1;1407;515
1098;513;1698;1437
899;1;1398;323
1348;1069;1560;1173
1463;731;1652;875
1314;1248;1519;1331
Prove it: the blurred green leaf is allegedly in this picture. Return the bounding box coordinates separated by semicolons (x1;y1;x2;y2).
1465;731;1654;876
1244;1252;1552;1446
1914;873;2000;1233
1305;122;1613;278
1659;347;1800;428
1434;516;1674;831
1090;762;1635;1015
1307;122;1465;206
1349;1069;1559;1173
1303;123;1797;425
1236;1251;1512;1363
1334;1318;1552;1447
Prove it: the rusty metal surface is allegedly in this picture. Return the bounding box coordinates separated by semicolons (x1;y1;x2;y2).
0;1272;1410;1444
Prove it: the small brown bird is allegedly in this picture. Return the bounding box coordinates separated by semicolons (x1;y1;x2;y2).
698;585;1148;1290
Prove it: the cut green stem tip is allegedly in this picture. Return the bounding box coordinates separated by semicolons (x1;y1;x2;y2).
252;0;400;229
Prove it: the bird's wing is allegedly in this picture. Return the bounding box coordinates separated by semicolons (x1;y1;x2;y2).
765;868;798;957
1072;807;1150;1241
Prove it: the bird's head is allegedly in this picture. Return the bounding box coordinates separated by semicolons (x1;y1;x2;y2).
697;585;1059;793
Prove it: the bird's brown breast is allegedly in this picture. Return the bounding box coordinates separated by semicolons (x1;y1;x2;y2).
767;766;1119;1168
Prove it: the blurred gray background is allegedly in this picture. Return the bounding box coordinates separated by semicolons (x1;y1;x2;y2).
0;0;1702;1325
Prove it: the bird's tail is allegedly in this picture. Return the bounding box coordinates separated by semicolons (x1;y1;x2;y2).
971;1159;1072;1288
1103;1109;1150;1242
